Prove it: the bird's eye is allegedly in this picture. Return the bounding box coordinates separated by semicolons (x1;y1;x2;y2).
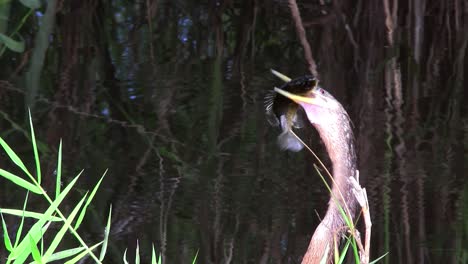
309;80;318;89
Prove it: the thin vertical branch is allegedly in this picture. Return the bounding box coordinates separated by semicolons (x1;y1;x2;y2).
146;0;157;62
288;0;318;77
383;0;394;46
384;1;414;263
413;0;425;64
351;172;371;264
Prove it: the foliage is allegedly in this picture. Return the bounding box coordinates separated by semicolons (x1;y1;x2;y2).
0;0;37;56
0;0;467;262
0;112;200;263
0;112;110;263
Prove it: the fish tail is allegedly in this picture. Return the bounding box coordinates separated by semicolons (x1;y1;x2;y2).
277;130;304;152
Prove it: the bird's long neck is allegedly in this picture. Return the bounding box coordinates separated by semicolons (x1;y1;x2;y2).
315;111;357;224
301;110;358;264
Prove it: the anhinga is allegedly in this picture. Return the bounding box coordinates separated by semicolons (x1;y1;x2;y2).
267;73;358;263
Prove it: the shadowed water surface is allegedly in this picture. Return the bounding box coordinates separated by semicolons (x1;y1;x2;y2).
1;1;467;263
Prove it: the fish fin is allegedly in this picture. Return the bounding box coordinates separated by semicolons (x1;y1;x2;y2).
278;116;303;151
264;89;277;112
264;89;280;126
266;111;279;126
277;130;304;152
292;108;305;128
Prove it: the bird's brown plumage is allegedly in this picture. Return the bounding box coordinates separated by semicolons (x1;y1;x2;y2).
272;76;358;263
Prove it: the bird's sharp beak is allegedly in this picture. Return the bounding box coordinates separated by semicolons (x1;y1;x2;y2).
271;69;292;82
274;87;316;104
274;87;329;108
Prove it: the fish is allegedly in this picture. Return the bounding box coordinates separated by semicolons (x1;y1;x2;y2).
265;72;318;151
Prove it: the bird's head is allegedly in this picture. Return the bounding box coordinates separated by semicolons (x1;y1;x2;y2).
274;84;346;127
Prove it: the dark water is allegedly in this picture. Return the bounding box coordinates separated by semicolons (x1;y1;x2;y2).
1;1;468;263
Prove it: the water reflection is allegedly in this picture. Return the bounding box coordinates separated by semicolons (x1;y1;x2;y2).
0;1;467;263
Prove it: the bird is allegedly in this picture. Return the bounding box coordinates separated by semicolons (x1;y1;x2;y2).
265;74;318;151
269;72;358;263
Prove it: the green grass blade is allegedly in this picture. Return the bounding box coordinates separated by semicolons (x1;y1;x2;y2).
40;233;44;259
11;173;81;263
314;165;355;229
99;205;112;261
55;139;62;199
351;236;359;263
0;33;25;53
319;245;329;264
135;240;140;264
151;244;156;264
63;241;103;264
369;252;389;264
123;248;129;264
42;193;88;261
334;240;339;264
0;137;33;178
338;238;351;264
29;234;42;263
0;209;61;222
1;213;13;252
192;250;199;264
14;192;29;248
28;111;42;184
74;170;107;229
0;168;41;194
10;221;49;263
47;246;85;262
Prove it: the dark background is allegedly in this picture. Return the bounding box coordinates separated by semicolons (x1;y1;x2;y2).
1;0;467;263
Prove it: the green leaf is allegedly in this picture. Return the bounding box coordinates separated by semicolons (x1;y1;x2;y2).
10;173;82;263
0;209;61;222
14;192;29;248
55;139;62;199
0;33;25;52
338;238;351;264
64;241;103;264
151;244;157;264
1;213;13;252
123;248;129;264
29;111;42;184
135;240;140;264
42;193;88;261
74;170;107;229
351;237;359;263
47;246;85;262
29;235;42;263
192;250;199;264
0;168;41;194
19;0;41;9
0;136;32;178
99;205;112;261
369;252;389;264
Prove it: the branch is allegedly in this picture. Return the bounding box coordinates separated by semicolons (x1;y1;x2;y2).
288;0;318;77
350;171;371;264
